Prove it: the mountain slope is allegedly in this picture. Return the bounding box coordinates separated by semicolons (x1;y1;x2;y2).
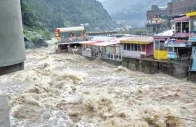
101;0;171;26
21;0;115;31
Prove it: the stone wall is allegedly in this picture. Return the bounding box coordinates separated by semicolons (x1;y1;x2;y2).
85;57;122;66
188;72;196;82
122;57;190;79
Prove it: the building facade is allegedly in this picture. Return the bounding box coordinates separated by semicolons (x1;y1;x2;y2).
146;0;196;35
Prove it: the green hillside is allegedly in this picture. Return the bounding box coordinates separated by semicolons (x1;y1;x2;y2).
21;0;115;32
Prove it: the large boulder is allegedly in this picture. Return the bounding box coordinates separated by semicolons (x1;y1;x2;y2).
24;36;35;49
34;38;48;48
24;30;48;49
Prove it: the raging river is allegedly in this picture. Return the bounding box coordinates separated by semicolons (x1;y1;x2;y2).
0;45;196;127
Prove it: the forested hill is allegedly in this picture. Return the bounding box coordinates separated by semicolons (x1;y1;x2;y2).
101;0;171;26
21;0;115;32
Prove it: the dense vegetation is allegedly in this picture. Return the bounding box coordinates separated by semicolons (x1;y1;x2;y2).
21;0;115;33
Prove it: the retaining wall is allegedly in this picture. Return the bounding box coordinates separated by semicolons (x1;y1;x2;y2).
122;57;190;79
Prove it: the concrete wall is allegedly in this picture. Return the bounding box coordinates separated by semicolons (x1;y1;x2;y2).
122;50;141;58
85;57;122;66
122;57;159;74
0;0;25;74
122;57;189;79
188;72;196;82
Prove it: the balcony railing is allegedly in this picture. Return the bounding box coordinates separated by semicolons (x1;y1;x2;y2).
174;33;189;38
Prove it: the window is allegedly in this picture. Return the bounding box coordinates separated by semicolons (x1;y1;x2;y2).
176;22;181;33
138;44;141;51
132;44;135;51
127;44;130;50
155;40;160;50
182;22;189;33
190;18;196;32
124;44;127;50
135;44;138;51
160;41;166;50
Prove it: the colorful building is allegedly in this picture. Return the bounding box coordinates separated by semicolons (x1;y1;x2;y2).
153;30;174;60
92;38;124;61
163;16;192;61
186;11;196;71
164;39;192;61
146;0;196;35
120;36;154;59
171;16;190;39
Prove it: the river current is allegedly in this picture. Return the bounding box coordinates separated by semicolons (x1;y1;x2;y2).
0;46;196;127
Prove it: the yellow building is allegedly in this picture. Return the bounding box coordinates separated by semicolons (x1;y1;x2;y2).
153;30;174;60
154;39;168;60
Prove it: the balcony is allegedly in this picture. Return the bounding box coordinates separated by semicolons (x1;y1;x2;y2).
146;18;166;25
174;33;189;38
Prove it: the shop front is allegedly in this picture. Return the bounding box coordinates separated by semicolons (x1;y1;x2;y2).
187;11;196;71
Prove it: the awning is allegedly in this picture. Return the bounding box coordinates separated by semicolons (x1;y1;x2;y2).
171;16;189;22
77;41;101;44
120;36;154;44
93;41;120;46
186;11;196;17
92;37;130;46
58;41;83;45
91;36;116;41
56;26;85;32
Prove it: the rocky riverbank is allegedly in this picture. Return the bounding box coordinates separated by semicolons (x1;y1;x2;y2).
24;30;49;49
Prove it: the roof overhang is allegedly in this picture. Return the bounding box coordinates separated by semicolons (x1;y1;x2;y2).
120;37;154;45
186;11;196;17
171;16;189;22
120;41;151;44
77;41;103;45
56;26;85;32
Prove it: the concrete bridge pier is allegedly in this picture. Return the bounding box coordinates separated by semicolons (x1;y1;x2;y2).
0;0;25;75
0;96;10;127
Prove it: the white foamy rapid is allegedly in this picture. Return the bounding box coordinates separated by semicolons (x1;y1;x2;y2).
0;45;196;127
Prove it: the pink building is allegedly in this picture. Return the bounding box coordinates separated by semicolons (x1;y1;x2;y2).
120;36;154;58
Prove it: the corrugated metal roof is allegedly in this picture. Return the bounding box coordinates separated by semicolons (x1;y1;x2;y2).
90;36;116;41
57;26;85;32
92;37;130;46
171;16;190;22
120;36;154;44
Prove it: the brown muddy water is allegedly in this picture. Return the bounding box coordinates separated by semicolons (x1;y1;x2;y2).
0;46;196;127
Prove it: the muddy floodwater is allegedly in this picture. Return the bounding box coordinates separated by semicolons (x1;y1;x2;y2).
0;46;196;127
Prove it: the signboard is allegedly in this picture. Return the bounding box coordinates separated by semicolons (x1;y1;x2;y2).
165;39;189;47
188;31;196;42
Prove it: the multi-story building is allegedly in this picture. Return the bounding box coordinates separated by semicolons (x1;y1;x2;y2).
146;0;196;35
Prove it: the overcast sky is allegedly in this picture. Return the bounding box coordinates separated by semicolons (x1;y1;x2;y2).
97;0;106;2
